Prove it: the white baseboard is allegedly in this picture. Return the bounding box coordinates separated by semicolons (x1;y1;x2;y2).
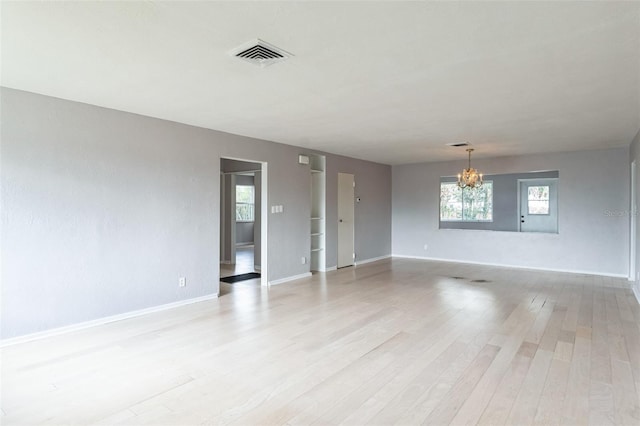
355;254;392;266
391;254;628;279
268;272;312;286
0;293;219;348
323;266;338;272
633;284;640;305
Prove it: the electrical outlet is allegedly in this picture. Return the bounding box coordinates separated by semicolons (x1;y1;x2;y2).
301;256;306;264
423;244;428;251
179;277;186;287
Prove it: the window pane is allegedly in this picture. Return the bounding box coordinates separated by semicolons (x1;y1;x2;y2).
528;200;549;215
462;182;493;221
527;185;549;214
236;185;254;203
236;185;254;221
236;203;254;221
440;183;462;220
527;186;549;201
440;182;493;221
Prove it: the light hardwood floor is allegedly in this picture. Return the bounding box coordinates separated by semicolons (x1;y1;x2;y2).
2;258;639;425
220;246;257;278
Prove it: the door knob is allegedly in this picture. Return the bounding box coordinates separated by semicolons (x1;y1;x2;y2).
521;220;525;223
339;219;343;223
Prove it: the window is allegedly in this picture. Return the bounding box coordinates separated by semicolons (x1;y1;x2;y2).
236;185;255;222
527;185;550;215
440;182;493;221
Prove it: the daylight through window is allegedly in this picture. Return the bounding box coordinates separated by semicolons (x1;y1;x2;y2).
527;185;550;215
236;185;255;222
440;182;493;221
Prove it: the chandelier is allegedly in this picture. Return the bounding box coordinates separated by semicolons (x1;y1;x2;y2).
457;148;483;189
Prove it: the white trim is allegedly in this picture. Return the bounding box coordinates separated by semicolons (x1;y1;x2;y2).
230;174;237;264
391;254;628;279
254;265;261;271
633;284;640;305
268;272;312;286
0;293;219;348
323;266;338;272
220;156;268;287
355;255;392;266
630;160;636;281
222;170;262;175
260;162;268;287
220;172;227;263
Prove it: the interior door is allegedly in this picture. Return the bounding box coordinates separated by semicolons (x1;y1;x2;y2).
519;178;558;233
337;173;355;268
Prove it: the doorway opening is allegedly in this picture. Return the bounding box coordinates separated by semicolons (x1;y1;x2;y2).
220;158;268;289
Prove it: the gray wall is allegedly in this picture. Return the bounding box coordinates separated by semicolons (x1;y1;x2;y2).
236;222;254;244
440;171;559;232
630;129;640;298
322;155;392;266
1;88;392;339
393;148;630;276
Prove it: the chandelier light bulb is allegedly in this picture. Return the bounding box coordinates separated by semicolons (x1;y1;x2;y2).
457;148;483;189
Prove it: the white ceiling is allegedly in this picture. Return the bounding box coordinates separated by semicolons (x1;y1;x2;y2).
2;1;639;165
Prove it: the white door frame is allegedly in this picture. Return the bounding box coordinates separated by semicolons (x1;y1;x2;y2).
230;174;237;265
220;171;226;264
631;160;637;281
220;156;268;287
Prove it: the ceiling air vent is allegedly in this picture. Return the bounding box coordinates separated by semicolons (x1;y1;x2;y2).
446;142;471;147
229;39;293;68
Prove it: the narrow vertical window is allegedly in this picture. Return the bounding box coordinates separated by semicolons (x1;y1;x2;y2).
236;185;255;222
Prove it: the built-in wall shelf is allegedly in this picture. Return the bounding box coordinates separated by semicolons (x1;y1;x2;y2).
309;154;326;272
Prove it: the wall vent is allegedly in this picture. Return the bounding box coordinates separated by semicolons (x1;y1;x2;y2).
446;142;471;147
229;39;293;67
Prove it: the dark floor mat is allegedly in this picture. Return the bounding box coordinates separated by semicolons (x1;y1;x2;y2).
221;272;261;283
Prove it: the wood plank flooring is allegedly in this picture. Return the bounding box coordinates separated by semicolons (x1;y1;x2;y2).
220;246;257;278
2;258;639;425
